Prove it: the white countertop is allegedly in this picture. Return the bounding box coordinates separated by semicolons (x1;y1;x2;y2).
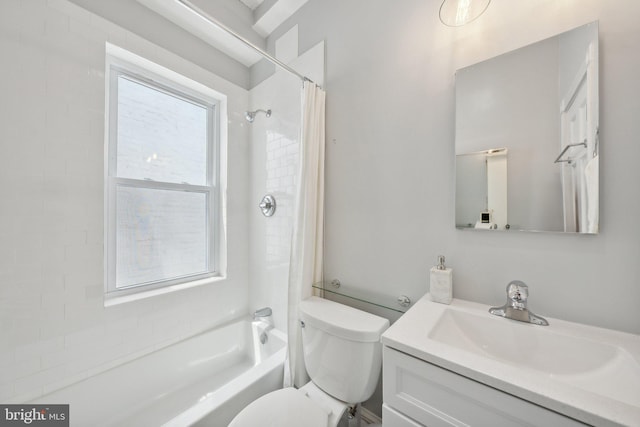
381;294;640;427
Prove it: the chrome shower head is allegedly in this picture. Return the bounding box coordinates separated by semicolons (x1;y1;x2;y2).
245;109;271;123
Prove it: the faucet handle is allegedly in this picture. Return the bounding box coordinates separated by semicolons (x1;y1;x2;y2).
490;280;548;326
506;280;528;308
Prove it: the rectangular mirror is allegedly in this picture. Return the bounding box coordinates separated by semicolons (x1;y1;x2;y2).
455;21;599;233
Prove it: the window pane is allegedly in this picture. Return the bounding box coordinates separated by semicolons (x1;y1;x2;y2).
116;76;208;185
115;186;209;288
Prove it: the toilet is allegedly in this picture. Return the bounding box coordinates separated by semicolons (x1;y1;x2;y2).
230;296;390;427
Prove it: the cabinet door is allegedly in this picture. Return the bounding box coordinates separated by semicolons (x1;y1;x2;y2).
383;404;423;427
383;347;586;427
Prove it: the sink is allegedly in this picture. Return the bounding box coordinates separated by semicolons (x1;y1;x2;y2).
428;308;640;407
429;308;617;375
381;294;640;426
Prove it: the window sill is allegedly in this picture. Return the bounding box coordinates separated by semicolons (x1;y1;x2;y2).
104;275;226;307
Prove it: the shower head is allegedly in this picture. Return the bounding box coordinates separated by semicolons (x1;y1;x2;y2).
245;109;271;123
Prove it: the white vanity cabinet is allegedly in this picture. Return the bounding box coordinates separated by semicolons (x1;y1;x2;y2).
382;346;586;427
379;295;640;427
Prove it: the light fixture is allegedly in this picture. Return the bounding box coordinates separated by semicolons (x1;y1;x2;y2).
439;0;491;27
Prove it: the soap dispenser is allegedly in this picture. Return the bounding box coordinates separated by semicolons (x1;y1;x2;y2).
430;255;452;304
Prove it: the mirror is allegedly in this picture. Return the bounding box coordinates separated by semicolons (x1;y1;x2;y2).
455;22;599;233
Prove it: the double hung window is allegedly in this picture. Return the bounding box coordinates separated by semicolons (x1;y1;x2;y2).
105;48;223;299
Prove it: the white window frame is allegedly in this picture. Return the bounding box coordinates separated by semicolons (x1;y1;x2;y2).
104;44;227;303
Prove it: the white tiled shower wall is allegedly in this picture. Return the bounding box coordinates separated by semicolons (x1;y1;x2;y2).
0;0;251;402
247;70;301;332
247;37;325;332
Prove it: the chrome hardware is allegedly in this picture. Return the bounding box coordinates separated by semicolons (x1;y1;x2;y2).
253;307;273;346
489;280;549;326
245;108;271;123
259;194;276;217
347;404;359;420
259;332;268;344
253;307;272;319
555;141;587;164
330;279;341;289
253;307;274;331
300;320;305;328
397;295;411;308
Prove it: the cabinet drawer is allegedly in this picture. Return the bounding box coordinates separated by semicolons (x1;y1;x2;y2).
383;404;423;427
383;347;586;427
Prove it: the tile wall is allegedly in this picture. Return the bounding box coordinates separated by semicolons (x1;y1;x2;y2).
247;38;325;332
0;0;251;402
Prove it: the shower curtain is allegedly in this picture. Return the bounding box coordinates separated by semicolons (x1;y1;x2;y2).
284;81;326;388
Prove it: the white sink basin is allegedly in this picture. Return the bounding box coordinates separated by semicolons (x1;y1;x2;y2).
429;308;617;375
429;307;640;408
381;294;640;427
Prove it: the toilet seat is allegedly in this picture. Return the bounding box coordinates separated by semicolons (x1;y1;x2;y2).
228;387;329;427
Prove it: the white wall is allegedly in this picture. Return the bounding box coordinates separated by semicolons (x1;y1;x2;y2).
248;38;325;331
248;69;301;331
0;0;251;403
455;153;487;227
558;22;598;102
486;153;507;229
270;0;640;335
67;0;253;89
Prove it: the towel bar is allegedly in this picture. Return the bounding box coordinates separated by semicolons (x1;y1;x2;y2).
554;141;587;164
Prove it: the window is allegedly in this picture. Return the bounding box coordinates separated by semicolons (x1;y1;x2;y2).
105;45;225;300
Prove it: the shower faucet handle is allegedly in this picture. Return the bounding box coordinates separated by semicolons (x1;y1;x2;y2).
259;195;276;217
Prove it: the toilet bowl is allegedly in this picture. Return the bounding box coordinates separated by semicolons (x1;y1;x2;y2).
229;382;347;427
229;296;389;427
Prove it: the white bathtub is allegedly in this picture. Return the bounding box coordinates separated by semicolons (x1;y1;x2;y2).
33;319;287;427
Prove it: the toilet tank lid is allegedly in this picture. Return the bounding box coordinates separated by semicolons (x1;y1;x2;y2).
299;296;390;342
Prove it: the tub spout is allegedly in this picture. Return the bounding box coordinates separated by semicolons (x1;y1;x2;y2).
253;307;272;319
253;307;274;330
252;308;274;346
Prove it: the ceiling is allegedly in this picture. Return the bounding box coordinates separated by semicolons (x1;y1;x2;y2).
137;0;308;67
238;0;265;10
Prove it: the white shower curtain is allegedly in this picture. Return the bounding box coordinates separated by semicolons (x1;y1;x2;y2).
284;81;326;388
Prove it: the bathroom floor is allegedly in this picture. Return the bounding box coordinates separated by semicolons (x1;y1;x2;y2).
337;414;381;427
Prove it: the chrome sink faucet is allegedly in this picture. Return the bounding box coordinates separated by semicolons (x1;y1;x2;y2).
489;281;549;326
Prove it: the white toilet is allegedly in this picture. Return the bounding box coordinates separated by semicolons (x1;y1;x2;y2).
230;296;390;427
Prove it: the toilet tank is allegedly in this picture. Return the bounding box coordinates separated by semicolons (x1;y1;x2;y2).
299;296;390;404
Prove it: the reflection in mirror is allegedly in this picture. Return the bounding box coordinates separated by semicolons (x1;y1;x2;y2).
456;148;507;230
455;21;599;233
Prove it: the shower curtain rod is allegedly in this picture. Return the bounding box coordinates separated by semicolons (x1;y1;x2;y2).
176;0;317;86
